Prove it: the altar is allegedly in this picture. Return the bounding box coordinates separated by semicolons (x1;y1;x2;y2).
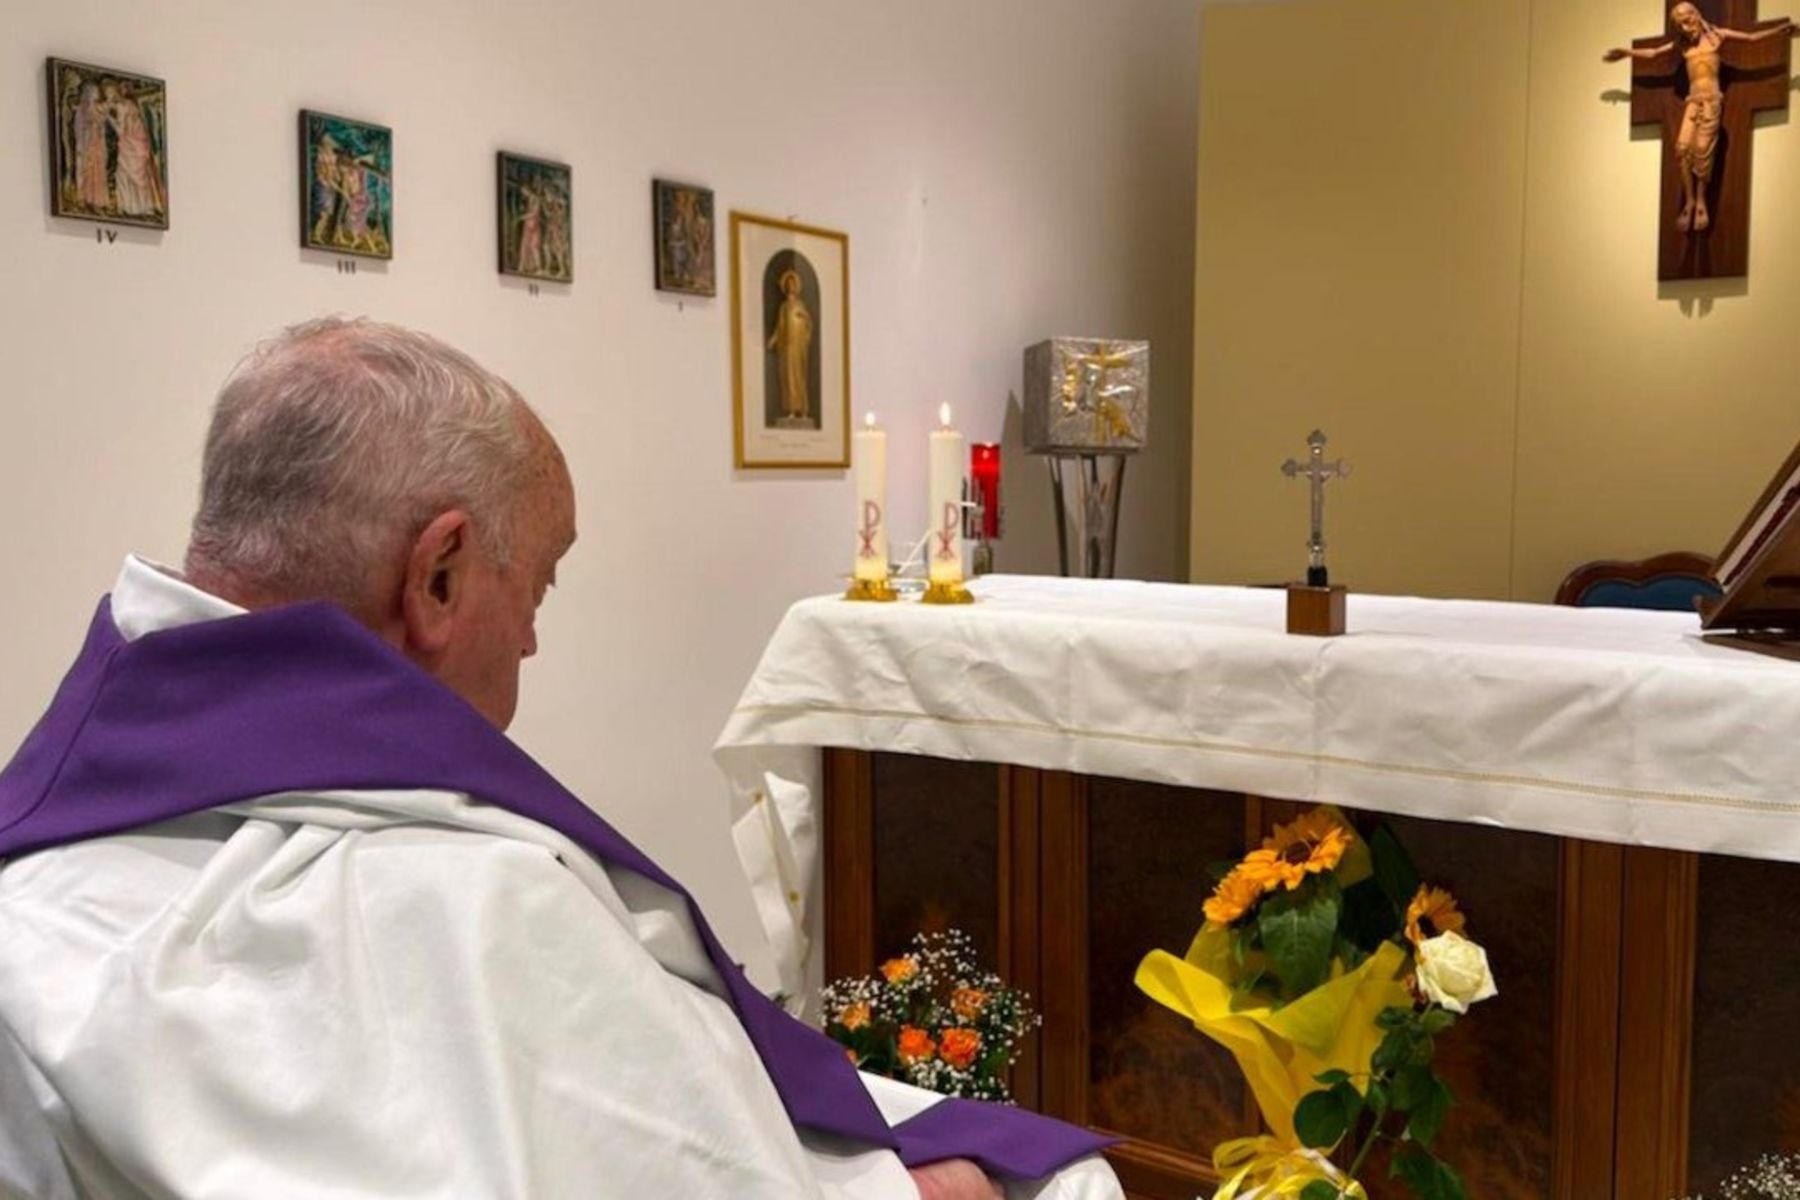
715;576;1800;1199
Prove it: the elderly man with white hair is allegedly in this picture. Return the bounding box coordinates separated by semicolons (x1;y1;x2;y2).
0;318;1122;1200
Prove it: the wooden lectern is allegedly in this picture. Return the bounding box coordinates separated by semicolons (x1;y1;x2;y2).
1701;437;1800;657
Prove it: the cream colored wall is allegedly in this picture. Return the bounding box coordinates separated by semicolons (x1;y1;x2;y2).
1192;0;1800;603
2;0;1199;985
1512;0;1800;601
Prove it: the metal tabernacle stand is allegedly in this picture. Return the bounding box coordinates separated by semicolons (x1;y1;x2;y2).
1023;337;1149;579
1047;453;1129;579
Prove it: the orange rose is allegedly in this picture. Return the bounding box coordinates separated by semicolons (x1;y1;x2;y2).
881;957;919;985
939;1027;982;1070
839;1001;871;1031
897;1025;936;1065
951;987;990;1022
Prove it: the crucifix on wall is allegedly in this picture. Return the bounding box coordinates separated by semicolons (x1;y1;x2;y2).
1604;1;1796;280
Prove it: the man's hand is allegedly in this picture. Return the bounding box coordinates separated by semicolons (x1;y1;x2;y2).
908;1158;1005;1200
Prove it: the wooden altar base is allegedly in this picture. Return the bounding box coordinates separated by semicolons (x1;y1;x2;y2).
823;750;1800;1200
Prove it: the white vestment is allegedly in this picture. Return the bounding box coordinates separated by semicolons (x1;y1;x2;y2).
0;558;1120;1200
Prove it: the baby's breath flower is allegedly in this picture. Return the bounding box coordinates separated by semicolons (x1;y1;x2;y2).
821;927;1036;1103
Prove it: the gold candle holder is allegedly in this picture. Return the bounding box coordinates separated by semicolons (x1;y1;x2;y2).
844;577;900;602
920;580;974;605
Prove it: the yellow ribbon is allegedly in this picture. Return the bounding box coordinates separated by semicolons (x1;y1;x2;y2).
1211;1135;1368;1200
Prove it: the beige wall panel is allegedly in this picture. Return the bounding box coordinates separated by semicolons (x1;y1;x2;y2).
1191;1;1530;599
1511;0;1800;602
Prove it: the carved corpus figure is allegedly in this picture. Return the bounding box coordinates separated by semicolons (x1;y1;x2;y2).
1605;3;1796;235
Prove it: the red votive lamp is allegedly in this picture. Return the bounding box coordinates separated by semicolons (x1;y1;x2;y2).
970;443;1001;539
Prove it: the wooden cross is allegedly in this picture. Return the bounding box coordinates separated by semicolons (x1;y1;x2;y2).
1618;0;1795;280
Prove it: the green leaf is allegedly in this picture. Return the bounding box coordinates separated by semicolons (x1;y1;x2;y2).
1376;1006;1413;1030
1372;1026;1415;1074
1419;1008;1457;1035
1364;1078;1390;1117
1391;1064;1433;1111
1407;1076;1454;1147
1369;822;1422;912
1331;1079;1365;1125
1314;1069;1352;1087
1300;1183;1343;1200
1293;1088;1350;1150
1390;1145;1467;1200
1258;877;1341;1000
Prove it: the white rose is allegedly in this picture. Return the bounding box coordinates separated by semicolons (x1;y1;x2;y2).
1414;930;1498;1014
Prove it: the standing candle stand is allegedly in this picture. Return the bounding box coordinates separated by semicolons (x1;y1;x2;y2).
1023;338;1150;579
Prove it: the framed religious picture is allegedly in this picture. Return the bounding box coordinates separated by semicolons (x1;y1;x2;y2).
299;110;392;259
46;57;168;229
497;152;572;283
730;212;850;469
653;179;715;296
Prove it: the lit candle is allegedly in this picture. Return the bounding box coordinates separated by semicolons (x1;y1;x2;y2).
853;413;889;583
928;403;966;586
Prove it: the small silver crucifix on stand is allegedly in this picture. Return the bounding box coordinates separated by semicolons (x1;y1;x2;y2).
1279;429;1351;636
1281;429;1351;587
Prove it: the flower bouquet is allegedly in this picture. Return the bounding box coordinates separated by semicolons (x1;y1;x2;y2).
823;928;1040;1102
1135;807;1498;1200
1680;1154;1800;1199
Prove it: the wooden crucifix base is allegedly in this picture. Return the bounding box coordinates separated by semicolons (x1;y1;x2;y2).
1286;583;1347;636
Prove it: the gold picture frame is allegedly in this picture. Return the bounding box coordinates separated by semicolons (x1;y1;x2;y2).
730;211;850;469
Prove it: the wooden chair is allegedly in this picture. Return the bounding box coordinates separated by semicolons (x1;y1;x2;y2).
1553;551;1723;612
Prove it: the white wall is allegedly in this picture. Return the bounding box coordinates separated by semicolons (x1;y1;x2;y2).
1;0;1199;982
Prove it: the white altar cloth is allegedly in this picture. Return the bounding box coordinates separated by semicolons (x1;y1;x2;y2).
715;575;1800;994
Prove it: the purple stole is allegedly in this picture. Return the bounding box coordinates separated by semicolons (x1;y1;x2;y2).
0;599;1112;1180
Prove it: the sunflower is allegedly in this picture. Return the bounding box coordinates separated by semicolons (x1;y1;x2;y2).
1239;808;1353;892
1203;867;1267;926
1405;885;1467;946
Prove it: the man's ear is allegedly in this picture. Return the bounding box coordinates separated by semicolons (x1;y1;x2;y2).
401;509;474;657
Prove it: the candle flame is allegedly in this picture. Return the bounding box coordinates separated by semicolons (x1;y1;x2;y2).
864;412;877;430
938;403;952;429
